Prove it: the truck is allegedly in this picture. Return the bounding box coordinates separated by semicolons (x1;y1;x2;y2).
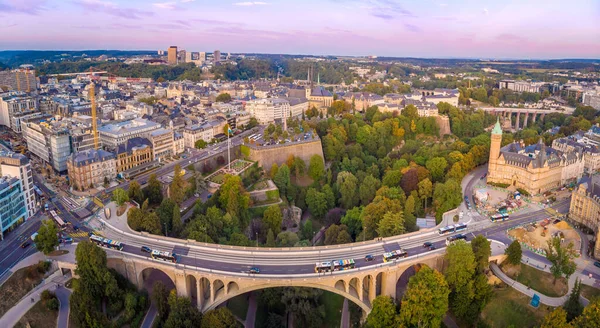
31;232;39;241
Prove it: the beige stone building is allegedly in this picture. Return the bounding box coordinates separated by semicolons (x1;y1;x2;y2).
115;137;153;173
487;119;584;195
569;177;600;259
305;86;333;109
67;149;116;191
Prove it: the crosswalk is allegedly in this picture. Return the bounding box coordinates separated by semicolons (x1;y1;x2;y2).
69;231;103;238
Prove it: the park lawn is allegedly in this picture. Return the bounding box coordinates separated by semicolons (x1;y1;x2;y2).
0;265;46;317
581;284;600;301
14;300;58;328
481;285;554;328
227;294;249;321
319;291;344;328
502;263;568;297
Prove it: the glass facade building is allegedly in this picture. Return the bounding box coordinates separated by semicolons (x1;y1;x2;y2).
0;176;27;240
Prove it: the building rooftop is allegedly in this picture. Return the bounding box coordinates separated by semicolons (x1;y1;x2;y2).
116;137;152;155
0;175;20;191
0;151;29;165
98;118;160;136
70;149;115;167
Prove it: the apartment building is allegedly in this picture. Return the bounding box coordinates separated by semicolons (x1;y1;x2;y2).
246;98;300;125
183;123;215;148
21;116;72;172
0;91;38;132
0;69;36;92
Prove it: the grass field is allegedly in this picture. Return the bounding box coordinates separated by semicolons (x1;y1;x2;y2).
0;264;47;317
581;284;600;301
227;294;249;321
502;263;568;297
481;285;554;328
319;291;344;327
14;300;58;328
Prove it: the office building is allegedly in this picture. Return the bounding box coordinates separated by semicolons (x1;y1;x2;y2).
498;80;547;93
214;50;221;63
0;176;28;240
0;151;37;218
569;176;600;260
98;118;161;150
168;46;178;65
149;128;174;162
116;137;153;173
0;68;36;92
183;122;216;148
21;116;72;172
245;98;303;125
67;149;116;191
583;91;600;110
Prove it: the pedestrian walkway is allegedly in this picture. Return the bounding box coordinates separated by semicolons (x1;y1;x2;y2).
340;298;349;328
56;286;72;328
0;270;70;328
245;292;257;328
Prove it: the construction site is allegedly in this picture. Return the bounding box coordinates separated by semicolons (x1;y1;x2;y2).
508;218;581;255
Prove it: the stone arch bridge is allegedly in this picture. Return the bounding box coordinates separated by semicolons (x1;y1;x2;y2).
58;250;506;315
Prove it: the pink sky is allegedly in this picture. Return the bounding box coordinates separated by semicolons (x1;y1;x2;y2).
0;0;599;59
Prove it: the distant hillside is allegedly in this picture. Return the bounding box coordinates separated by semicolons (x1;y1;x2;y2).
0;50;156;68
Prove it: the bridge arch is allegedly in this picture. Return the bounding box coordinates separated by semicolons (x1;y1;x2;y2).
396;263;428;299
204;281;372;315
138;267;176;293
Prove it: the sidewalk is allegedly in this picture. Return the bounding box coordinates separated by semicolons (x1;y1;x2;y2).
0;270;71;328
56;286;72;328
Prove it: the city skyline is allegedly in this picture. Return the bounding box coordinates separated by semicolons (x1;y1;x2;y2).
0;0;598;59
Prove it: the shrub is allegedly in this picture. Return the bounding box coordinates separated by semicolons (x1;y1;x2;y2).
41;290;55;301
453;215;459;223
488;182;510;188
37;260;51;273
46;298;59;311
516;188;530;196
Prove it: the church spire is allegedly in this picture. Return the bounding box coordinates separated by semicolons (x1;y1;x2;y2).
492;117;502;135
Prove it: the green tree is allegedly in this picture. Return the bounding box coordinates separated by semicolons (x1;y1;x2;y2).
128;180;144;204
152;281;170;319
164;290;202;328
337;171;358;209
292;157;306;177
266;229;276;247
170;164;185;204
202;307;241;328
263;205;283;235
306;188;328;219
216;93;232;103
273;164;291;199
144;174;164;205
341;206;363;239
112;187;129;206
269;163;278;178
564;279;583;321
445;241;476;319
426;157;448;182
36;220;59;254
573;297;600;327
505;240;523;265
276;231;299;247
376;211;405;238
541;307;573;328
400;266;450;328
219;175;250;228
365;296;399;328
404;195;417;231
381;169;402;187
308;155;325;181
157;198;176;235
546;236;577;284
172;205;182;236
359;175;381;206
471;235;492;273
418;178;433;210
194;139;207;149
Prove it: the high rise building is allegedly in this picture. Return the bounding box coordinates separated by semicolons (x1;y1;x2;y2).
21;116;72;172
185;52;193;63
199;52;206;62
168;46;178;65
0;150;37;218
0;91;38;132
214;50;221;63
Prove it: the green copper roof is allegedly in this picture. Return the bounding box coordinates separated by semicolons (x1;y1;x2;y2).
492;117;502;135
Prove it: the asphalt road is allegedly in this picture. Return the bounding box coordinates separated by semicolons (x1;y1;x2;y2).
102;198;570;276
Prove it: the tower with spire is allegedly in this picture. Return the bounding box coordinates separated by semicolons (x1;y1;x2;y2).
488;117;503;178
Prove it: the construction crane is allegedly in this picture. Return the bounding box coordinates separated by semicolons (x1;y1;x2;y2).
89;81;100;150
25;71;30;93
15;71;21;92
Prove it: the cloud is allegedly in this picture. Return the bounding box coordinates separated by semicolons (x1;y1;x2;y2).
181;0;195;2
483;8;489;15
403;23;420;32
0;0;47;15
153;2;178;10
234;2;267;6
73;0;153;19
371;12;394;20
365;0;416;20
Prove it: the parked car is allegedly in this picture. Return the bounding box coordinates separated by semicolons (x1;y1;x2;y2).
364;254;374;262
141;246;152;253
63;237;73;244
21;241;31;248
73;225;79;231
594;261;600;268
249;267;260;274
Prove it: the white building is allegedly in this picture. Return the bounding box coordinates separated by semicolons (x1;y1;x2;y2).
0;92;38;132
98;118;162;150
245;98;298;125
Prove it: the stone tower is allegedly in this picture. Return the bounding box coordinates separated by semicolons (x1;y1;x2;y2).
488;117;502;175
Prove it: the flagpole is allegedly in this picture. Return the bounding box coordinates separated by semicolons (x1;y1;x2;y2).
227;128;231;172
